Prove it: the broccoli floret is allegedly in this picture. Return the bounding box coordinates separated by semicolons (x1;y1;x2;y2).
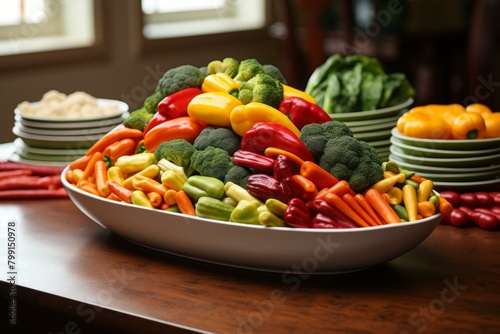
224;165;251;188
193;127;242;156
143;91;164;113
263;64;287;84
122;108;154;131
233;58;265;82
300;121;353;161
237;73;284;109
155;65;206;97
153;139;196;177
207;57;240;78
190;146;234;181
319;136;383;193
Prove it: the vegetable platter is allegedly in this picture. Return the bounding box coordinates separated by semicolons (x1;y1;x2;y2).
62;57;454;273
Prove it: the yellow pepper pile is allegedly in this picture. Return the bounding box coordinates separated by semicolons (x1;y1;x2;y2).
397;103;500;139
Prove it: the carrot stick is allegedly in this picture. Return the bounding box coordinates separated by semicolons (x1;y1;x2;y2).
299;161;340;189
324;193;370;227
354;194;384;226
79;181;100;196
94;160;110;197
77;151;103;187
410;173;427;184
131;177;167;197
365;188;401;224
163;189;177;206
106;180;132;203
106;192;123;202
342;193;378;226
147;191;163;208
85;125;143;157
68;155;91;171
264;147;305;168
175;190;196;216
437;196;454;215
314;180;354;200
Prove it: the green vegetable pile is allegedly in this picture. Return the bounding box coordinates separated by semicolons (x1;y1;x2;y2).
305;54;415;114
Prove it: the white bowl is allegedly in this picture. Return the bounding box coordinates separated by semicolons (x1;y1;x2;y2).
61;166;442;273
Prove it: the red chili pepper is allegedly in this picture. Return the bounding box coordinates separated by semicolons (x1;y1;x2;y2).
157;87;203;119
246;174;289;203
308;199;357;228
311;213;342;229
279;96;331;130
241;122;315;162
283;198;313;228
273;155;302;200
143;112;170;135
232;150;275;174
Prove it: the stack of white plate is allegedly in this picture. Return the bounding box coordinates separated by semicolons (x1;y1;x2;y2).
330;98;413;162
11;99;129;165
389;128;500;191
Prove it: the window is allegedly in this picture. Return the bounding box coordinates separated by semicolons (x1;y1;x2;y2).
141;0;267;39
0;0;96;56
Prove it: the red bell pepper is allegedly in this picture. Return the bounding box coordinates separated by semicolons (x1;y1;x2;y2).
232;150;275;174
283;198;313;228
143;112;170;135
157;87;203;119
279;96;331;130
241;122;315;162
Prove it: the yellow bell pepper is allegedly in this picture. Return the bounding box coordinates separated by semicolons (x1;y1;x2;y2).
230;102;301;137
465;103;493;118
451;111;486;139
115;153;158;175
201;73;240;95
483;112;500;138
187;92;242;127
282;84;316;104
396;110;451;139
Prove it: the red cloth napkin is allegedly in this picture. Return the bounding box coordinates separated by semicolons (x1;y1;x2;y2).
0;161;68;199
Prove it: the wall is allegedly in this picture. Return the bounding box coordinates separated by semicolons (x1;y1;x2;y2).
0;0;281;144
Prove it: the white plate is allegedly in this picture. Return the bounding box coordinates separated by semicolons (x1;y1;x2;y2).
354;129;393;141
391;128;500;150
390;158;500;174
415;170;500;182
433;179;500;192
15;99;128;122
9;152;70;167
389;146;500;168
14;122;117;137
13;138;88;156
12;127;102;149
329;98;413;122
15;113;127;130
62;166;441;273
390;137;500;158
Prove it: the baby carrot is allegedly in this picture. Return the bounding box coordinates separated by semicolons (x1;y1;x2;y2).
86;125;143;157
94;160;110;197
106;180;133;203
417;201;436;218
314;180;354;200
342;193;378;226
77;151;104;188
324;192;370;227
175;190;196;216
147;191;163;208
437;196;454;215
163;189;178;206
354;194;384;225
264;147;305;168
365;188;401;224
299;161;340;189
68;155;91;171
291;174;317;201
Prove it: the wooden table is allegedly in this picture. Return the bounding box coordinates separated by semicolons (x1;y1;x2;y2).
0;198;499;334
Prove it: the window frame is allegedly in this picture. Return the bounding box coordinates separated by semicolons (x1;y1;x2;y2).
0;0;108;71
